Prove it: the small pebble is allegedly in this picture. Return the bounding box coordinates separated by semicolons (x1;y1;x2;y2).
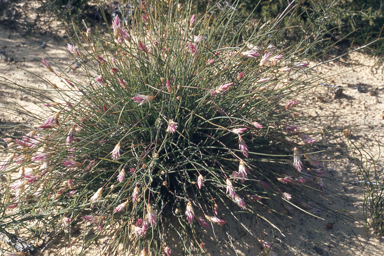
329;167;335;172
313;246;328;255
357;85;363;93
8;57;14;62
333;88;343;98
40;42;47;49
343;128;351;138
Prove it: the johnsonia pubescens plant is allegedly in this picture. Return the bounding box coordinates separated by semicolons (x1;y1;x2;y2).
1;1;326;255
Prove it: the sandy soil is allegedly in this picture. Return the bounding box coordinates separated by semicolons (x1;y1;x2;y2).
1;5;384;256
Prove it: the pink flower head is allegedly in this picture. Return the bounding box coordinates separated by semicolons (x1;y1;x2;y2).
277;176;293;184
250;195;262;201
238;135;248;158
212;82;233;96
188;43;196;54
296;177;306;183
15;139;29;148
267;44;276;51
231;171;240;180
90;187;103;203
299;133;316;144
164;247;172;256
111;142;121;160
62;159;83;168
82;215;96;223
24;173;40;183
134;218;148;236
271;54;283;64
238;159;248;181
282;192;292;200
95;75;103;83
166;78;172;93
39;111;60;129
234;194;246;209
197;174;204;189
138;41;148;52
279;66;291;72
132;186;140;203
241;50;260;58
146;204;157;226
84;159;96;172
66;125;76;146
3;138;13;143
119;78;128;88
111;67;119;74
68;179;74;189
185;201;195;224
142;14;150;22
285;100;299;109
117;168;125;182
205;215;226;226
237;72;244;81
206;59;214;65
97;56;106;63
196;215;210;228
252;122;263;129
261;240;271;249
31;153;51;162
112;15;120;29
293;147;302;172
153;40;159;46
7;203;18;209
259;52;272;67
231;128;247;135
131;95;155;106
166;119;178;133
113;200;129;213
62;217;71;227
120;29;130;41
194;35;202;44
190;14;196;28
295;62;309;68
214;203;219;215
226;179;235;199
42;58;54;72
285;125;299;132
67;43;76;53
261;181;271;189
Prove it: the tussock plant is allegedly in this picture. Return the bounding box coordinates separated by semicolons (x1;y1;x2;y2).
1;1;328;255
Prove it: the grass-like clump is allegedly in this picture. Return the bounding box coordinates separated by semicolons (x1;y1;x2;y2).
0;1;328;255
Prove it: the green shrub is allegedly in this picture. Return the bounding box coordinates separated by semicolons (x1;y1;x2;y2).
0;1;328;255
